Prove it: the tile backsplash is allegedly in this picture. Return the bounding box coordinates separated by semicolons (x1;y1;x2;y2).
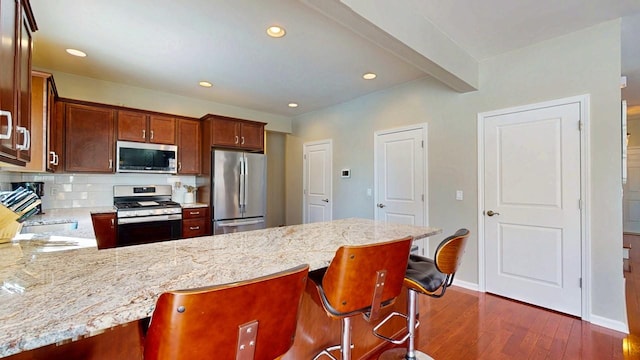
1;172;197;210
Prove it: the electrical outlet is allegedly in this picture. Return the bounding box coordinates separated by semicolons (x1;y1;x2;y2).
456;190;463;201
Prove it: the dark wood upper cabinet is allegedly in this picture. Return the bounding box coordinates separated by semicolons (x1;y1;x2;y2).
177;118;200;174
64;103;115;173
0;0;36;166
202;115;265;152
117;110;176;145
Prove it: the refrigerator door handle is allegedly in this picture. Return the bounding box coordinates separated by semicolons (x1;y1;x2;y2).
239;157;245;211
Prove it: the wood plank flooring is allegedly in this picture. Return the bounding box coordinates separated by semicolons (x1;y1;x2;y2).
402;234;640;359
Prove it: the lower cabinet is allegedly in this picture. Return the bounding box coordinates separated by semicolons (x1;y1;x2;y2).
182;206;210;238
91;212;117;250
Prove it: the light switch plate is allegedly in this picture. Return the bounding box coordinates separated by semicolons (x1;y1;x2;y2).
456;190;463;200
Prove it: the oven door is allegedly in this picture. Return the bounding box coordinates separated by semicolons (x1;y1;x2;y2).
117;215;182;247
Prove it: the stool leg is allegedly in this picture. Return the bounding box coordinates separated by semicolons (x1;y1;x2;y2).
342;317;352;359
378;289;434;360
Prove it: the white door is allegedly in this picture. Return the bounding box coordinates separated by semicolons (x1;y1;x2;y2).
374;126;427;251
483;102;582;316
624;147;640;233
303;140;332;224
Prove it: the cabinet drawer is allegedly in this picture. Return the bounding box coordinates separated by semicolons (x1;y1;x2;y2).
182;218;207;238
182;207;208;219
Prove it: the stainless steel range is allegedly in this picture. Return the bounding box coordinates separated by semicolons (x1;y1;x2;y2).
113;185;182;247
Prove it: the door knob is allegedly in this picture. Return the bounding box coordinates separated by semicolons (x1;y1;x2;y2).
322;198;329;203
486;210;500;217
377;203;386;208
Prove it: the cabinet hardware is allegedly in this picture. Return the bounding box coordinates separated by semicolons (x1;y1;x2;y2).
142;129;146;139
189;226;200;230
0;110;13;140
16;126;30;150
190;211;200;215
49;151;58;165
241;136;245;145
109;159;113;169
150;130;154;140
235;135;239;144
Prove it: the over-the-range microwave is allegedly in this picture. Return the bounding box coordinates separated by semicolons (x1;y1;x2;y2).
116;141;178;174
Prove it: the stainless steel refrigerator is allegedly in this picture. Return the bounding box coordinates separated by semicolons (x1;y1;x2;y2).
212;149;266;234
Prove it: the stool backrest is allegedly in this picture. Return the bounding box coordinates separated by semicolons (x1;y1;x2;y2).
144;264;309;360
322;236;413;315
434;228;470;275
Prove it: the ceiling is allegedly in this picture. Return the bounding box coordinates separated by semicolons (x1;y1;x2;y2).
29;0;640;117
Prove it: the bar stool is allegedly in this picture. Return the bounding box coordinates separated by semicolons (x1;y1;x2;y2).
144;264;309;360
376;229;470;360
309;236;414;360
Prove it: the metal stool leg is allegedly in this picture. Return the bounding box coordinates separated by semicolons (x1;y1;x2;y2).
313;317;355;360
378;289;434;360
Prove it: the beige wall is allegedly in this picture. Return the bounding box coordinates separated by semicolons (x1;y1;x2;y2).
285;20;626;328
40;70;292;133
266;131;286;227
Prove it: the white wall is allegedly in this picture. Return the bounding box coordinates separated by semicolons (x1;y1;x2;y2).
285;20;626;328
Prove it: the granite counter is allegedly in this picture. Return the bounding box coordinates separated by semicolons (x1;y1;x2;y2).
0;218;440;357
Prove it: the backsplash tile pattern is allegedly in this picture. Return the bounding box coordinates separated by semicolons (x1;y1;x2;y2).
2;173;196;210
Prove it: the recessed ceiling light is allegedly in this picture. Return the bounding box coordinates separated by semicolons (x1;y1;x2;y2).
288;102;299;108
199;81;213;88
267;25;286;38
363;72;377;80
66;48;87;57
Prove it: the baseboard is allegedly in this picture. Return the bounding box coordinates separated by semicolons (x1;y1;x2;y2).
589;314;629;334
452;279;479;291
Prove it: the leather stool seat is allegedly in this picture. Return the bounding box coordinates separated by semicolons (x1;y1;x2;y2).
405;255;447;294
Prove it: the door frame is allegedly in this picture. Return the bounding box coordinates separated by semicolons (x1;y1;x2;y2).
477;94;590;320
374;123;429;250
302;139;333;224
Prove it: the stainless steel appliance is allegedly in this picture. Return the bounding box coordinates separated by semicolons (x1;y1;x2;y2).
212;150;266;234
113;185;182;247
116;141;178;174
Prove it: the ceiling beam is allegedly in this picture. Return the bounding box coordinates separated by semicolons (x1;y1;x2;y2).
302;0;478;93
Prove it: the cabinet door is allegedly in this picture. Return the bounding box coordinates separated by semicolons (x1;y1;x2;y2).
117;110;147;142
16;7;32;162
177;119;200;174
47;99;64;172
149;115;175;144
65;103;115;172
0;0;19;160
240;122;264;151
211;117;240;148
91;213;117;249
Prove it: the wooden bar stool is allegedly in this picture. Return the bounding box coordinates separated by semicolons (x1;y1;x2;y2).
144;264;309;360
309;236;414;360
375;229;470;360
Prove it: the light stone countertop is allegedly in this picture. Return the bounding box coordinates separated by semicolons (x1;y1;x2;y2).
0;218;441;357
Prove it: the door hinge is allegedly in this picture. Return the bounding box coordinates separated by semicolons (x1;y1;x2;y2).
303;189;307;195
579;278;582;288
303;154;307;160
421;140;424;148
421;194;424;202
578;121;583;131
578;199;582;210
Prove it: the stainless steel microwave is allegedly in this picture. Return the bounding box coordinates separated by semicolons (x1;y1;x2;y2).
116;141;178;174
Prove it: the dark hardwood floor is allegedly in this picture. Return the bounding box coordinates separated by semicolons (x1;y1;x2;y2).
405;234;640;359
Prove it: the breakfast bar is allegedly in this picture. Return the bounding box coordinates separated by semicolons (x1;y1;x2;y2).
0;218;440;358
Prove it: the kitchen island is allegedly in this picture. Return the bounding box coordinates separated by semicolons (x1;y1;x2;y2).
0;218;441;358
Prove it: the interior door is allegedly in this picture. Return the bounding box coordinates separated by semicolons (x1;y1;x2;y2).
303;140;332;224
374;127;425;226
484;101;582;316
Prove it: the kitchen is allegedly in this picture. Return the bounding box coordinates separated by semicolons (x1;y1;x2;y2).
0;0;637;358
